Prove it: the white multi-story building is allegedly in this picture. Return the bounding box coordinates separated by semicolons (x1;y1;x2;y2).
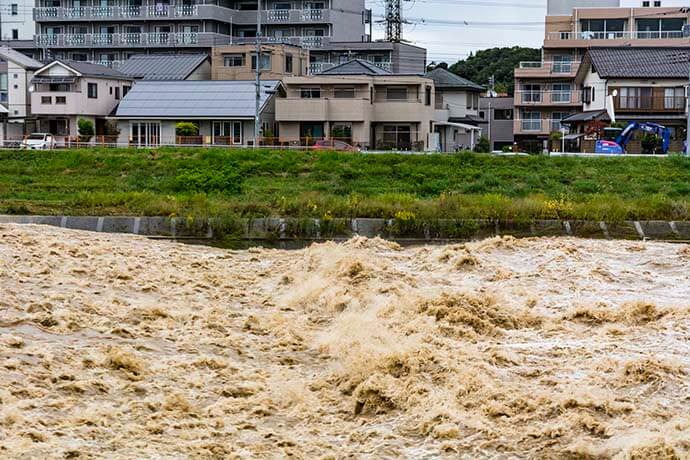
1;0;35;41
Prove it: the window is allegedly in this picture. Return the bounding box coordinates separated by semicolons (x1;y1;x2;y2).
331;123;352;141
479;111;485;119
55;96;67;104
224;54;244;67
88;83;97;98
552;83;572;103
552;55;573;73
115;87;120;99
12;29;19;40
273;2;291;9
285;54;293;73
522;84;541;103
334;87;355;98
251;54;271;71
130;122;161;147
664;87;685;109
425;86;432;106
521;111;541;131
386;87;408;101
11;4;18;15
123;85;130;97
41;96;52;104
300;87;321;98
551;112;569;131
382;125;412;150
618;87;652;109
637;18;685;38
494;109;513;120
212;121;243;145
580;19;626;39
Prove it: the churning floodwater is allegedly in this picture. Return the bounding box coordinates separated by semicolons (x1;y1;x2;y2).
1;224;689;458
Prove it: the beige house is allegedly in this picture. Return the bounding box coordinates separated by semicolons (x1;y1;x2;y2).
275;59;435;150
515;0;690;150
0;46;44;143
212;43;309;81
30;60;133;139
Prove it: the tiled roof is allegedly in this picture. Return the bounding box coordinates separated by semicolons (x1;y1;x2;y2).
115;80;280;118
55;60;132;79
0;46;43;69
319;59;392;75
425;67;484;91
117;54;209;80
588;47;690;79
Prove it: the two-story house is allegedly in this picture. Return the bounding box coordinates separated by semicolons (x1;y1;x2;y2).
425;67;484;152
514;0;690;151
275;59;435;150
569;47;688;153
30;60;133;139
0;46;44;143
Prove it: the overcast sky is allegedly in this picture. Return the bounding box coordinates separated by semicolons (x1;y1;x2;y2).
368;0;547;64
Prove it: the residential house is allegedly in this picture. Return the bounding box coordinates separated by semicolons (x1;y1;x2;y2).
30;60;133;138
114;80;283;147
117;53;211;80
274;59;435;150
0;46;44;142
31;0;371;65
425;67;483;152
212;43;309;80
478;96;515;151
567;47;688;153
515;0;690;151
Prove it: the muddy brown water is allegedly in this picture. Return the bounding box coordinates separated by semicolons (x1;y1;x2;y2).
1;223;689;459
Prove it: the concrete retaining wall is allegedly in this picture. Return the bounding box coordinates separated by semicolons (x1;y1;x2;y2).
1;215;690;242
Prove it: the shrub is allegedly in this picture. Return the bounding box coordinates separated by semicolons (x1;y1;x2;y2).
78;118;94;142
171;166;242;194
175;122;199;137
474;136;491;153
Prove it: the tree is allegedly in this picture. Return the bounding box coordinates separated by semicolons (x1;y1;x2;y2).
77;118;94;142
447;47;541;95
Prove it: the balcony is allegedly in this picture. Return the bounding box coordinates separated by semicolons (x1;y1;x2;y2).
514;118;568;135
545;30;686;47
309;60;391;75
35;32;232;48
614;96;686;113
515;90;582;106
515;61;580;78
34;5;326;24
231;35;331;49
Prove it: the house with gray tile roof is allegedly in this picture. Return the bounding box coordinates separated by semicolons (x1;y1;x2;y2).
570;47;689;153
117;54;211;81
114;80;283;147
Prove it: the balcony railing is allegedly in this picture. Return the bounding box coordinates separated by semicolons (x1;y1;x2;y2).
231;35;330;49
34;32;231;48
516;90;581;105
516;118;570;134
308;60;391;75
615;96;686;112
547;30;685;41
517;60;580;74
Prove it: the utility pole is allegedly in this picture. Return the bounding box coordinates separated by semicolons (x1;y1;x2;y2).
254;0;262;149
686;58;690;155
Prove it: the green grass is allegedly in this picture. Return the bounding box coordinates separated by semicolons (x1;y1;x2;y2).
1;147;689;222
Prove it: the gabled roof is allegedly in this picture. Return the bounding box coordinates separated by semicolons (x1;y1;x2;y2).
425;67;484;91
0;46;43;70
319;59;392;76
587;47;690;79
115;80;282;119
35;60;132;80
117;54;209;80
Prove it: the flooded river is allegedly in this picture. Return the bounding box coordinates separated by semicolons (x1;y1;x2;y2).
1;224;689;458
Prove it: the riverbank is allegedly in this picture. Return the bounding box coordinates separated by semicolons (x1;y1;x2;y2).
1;148;690;222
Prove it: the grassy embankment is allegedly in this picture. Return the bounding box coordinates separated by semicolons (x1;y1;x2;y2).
1;148;689;224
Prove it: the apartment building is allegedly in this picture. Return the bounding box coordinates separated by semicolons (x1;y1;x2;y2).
275;59;435;150
309;41;427;75
30;60;133;138
212;43;309;79
515;0;690;150
32;0;370;65
1;0;35;41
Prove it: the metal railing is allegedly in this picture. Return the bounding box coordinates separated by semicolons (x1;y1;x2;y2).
516;118;569;133
517;61;580;74
516;90;580;105
309;60;391;75
547;30;685;41
34;32;231;47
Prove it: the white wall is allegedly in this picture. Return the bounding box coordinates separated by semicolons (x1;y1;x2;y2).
1;0;35;40
6;62;31;119
582;69;607;112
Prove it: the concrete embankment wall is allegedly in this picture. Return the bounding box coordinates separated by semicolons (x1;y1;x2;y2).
1;215;690;242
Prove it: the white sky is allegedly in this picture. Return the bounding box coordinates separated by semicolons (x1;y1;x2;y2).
367;0;547;64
